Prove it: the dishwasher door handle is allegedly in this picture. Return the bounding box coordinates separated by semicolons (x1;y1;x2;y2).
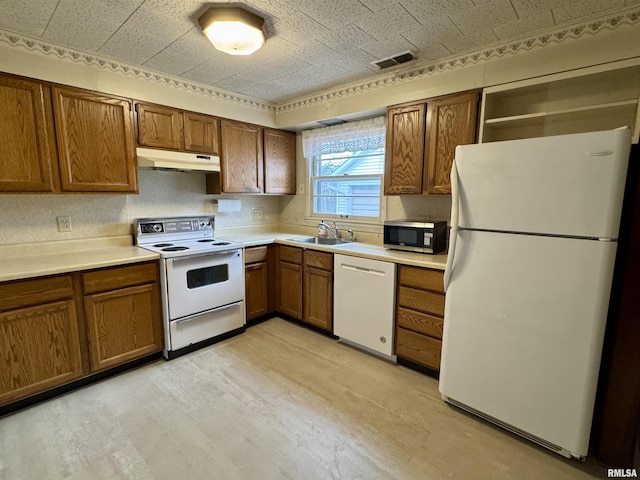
340;264;386;277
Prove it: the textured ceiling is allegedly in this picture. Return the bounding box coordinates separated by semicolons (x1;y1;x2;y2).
0;0;638;104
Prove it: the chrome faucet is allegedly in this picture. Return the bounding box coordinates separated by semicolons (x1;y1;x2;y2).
317;220;339;238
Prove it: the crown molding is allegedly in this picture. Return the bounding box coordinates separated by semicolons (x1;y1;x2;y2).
0;6;638;116
0;29;276;113
276;7;640;114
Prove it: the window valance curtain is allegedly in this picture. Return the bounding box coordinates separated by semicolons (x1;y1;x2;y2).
302;116;386;158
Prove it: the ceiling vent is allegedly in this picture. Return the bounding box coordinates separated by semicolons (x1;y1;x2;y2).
372;51;416;69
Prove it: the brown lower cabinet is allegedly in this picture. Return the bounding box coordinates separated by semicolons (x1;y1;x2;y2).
0;261;162;408
0;275;83;406
278;246;304;319
244;245;277;322
277;246;333;332
82;263;162;372
394;265;445;372
303;250;333;331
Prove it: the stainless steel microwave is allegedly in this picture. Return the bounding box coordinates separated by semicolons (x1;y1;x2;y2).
383;220;448;254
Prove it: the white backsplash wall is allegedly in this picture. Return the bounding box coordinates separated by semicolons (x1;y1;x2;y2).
386;195;452;223
0;170;280;246
0;193;129;245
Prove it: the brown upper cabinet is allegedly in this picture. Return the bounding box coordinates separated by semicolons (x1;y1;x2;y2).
184;112;221;154
0;75;56;192
384;102;426;195
136;103;221;155
0;73;137;193
207;123;296;195
53;87;137;193
220;119;264;193
384;89;480;195
264;128;296;194
136;103;184;150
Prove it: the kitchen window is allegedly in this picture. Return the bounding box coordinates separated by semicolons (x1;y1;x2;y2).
302;116;385;222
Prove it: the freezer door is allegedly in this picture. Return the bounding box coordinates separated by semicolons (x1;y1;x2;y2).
439;230;617;457
454;128;630;238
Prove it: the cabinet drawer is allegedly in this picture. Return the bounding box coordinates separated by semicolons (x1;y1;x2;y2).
398;286;445;317
0;275;74;312
398;266;444;293
397;307;443;339
304;250;333;271
395;327;442;371
245;246;268;264
279;245;303;264
83;262;158;294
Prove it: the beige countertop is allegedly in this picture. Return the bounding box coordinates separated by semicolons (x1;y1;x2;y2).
219;231;448;270
1;230;446;284
0;236;159;283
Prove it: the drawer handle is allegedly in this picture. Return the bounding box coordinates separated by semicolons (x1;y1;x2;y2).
174;301;242;325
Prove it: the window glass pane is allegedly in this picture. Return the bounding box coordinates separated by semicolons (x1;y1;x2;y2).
187;264;229;289
313;177;381;217
314;149;384;176
307;118;385;220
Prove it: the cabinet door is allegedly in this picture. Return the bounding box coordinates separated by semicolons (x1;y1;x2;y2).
245;261;269;321
136;103;184;150
0;300;83;406
303;266;333;331
279;261;303;320
264;128;296;194
52;87;137;192
184;112;220;154
0;75;56;192
424;90;479;194
220;119;263;193
384;103;426;195
84;284;162;372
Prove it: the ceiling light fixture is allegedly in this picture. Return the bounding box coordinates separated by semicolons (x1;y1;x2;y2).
198;7;266;56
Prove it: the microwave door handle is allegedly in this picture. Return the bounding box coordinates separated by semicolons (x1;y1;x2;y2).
443;159;459;292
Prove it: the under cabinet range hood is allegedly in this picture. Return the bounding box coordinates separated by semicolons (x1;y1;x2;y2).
136;147;221;172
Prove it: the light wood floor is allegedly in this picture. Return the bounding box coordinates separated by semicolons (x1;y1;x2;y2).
0;318;607;479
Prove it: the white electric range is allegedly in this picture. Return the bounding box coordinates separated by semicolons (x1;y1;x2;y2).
135;216;245;359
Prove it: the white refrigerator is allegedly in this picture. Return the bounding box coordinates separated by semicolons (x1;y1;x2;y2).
439;128;632;459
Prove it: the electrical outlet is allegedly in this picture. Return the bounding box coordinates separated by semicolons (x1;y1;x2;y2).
252;208;264;222
57;216;72;232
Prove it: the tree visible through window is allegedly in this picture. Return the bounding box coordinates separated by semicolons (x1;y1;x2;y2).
302;117;385;221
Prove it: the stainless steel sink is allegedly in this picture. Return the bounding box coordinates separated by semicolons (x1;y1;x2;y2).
289;236;353;246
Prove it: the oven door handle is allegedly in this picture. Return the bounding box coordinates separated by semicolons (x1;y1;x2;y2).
170;249;241;263
173;301;243;325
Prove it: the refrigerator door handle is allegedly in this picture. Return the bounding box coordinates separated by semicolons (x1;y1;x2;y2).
444;159;459;292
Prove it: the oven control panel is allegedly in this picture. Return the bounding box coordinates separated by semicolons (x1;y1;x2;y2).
137;217;214;235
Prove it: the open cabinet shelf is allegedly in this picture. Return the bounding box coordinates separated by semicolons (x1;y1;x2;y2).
480;63;640;143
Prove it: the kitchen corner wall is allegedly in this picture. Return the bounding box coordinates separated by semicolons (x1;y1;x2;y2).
0;170;280;245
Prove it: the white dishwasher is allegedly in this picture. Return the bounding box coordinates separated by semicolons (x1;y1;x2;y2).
333;254;397;361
